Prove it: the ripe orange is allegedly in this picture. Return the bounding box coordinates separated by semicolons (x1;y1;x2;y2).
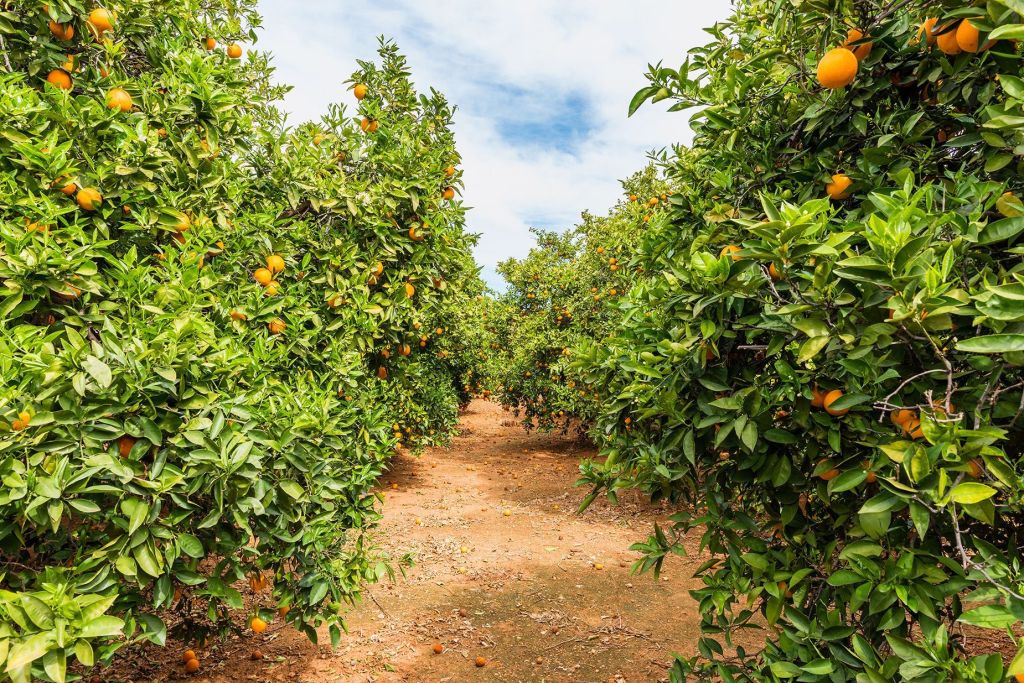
826;173;852;200
444;165;456;177
648;197;658;207
105;87;133;112
87;8;114;33
1014;674;1024;683
118;435;136;457
956;19;980;53
968;459;984;478
890;409;917;427
182;650;197;663
904;419;924;440
266;254;285;273
227;43;243;59
719;245;742;261
405;282;416;298
475;657;487;667
442;187;455;200
936;24;962;55
768;263;782;281
267;319;285;335
398;344;411;356
843;28;872;61
918;17;938;45
372;261;384;277
46;69;73;90
230;310;248;321
865;469;877;484
278;605;290;618
250;616;268;633
77;187;103;211
377;366;388;380
432;643;443;654
816;48;858;89
629;194;638;202
354;83;368;100
818;460;841;481
49;21;74;41
204;37;216;50
823;390;848;416
184;657;200;673
254;268;273;286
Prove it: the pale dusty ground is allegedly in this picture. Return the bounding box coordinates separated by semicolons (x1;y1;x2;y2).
109;400;722;683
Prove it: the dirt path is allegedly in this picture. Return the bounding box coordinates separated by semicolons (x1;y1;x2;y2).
115;400;714;682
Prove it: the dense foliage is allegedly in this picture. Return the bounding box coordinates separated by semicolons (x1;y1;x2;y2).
0;2;479;680
572;1;1024;680
487;167;669;432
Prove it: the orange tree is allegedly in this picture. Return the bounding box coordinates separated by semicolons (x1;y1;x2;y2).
488;167;669;432
575;1;1024;681
0;3;478;680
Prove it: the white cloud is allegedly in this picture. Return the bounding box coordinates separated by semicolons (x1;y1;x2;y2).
256;0;732;288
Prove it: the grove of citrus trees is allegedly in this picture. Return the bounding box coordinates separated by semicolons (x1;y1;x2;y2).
486;166;670;434
0;2;480;680
564;0;1024;680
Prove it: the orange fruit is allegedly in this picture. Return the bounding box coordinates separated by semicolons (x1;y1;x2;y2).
230;310;247;321
936;24;962;55
250;616;268;633
267;319;285;335
87;8;114;34
442;187;455;200
46;69;73;90
816;48;858;89
263;281;279;296
77;187;103;211
405;282;415;298
918;17;938;45
1014;675;1024;683
890;409;917;427
204;37;216;50
826;174;852;200
278;605;290;618
118;435;136;457
432;643;443;654
475;657;487;667
254;268;273;286
445;165;456;177
768;263;782;281
865;470;877;484
968;459;984;478
55;178;77;195
719;244;742;261
49;21;74;41
823;390;848;416
648;197;658;207
818;460;841;481
843;28;873;61
105;87;133;112
266;254;285;273
902;418;924;439
956;19;980;53
372;261;384;277
377;366;388;380
182;650;197;663
227;43;243;59
184;658;200;673
354;83;368;100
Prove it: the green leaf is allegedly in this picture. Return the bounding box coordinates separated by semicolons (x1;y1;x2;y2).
279;480;305;499
956;334;1024;354
6;632;52;670
978;217;1024;245
78;615;125;638
949;482;997;504
958;604;1017;629
82;356;113;389
178;534;204;559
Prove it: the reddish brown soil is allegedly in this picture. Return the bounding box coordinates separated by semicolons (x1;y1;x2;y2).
106;400;719;682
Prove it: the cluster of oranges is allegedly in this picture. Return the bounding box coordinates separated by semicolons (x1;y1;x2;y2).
818;14;995;92
43;7;245;221
248;254;287;334
811;385;848;417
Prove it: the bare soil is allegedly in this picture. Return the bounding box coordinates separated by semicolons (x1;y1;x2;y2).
108;400;718;682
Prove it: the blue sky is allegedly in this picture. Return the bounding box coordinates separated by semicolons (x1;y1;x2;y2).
256;1;732;289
